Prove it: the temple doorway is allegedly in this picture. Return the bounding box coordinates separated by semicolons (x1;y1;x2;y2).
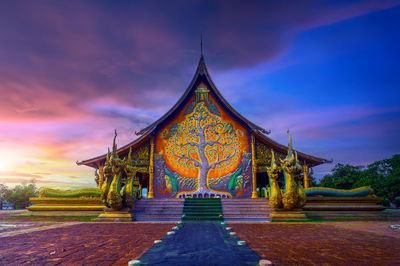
256;172;268;197
137;172;149;198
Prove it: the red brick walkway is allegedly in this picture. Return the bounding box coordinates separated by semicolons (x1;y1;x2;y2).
230;223;400;265
0;223;175;265
325;221;400;238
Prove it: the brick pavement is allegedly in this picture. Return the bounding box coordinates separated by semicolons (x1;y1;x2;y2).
326;221;400;238
0;222;82;238
229;223;400;265
0;223;175;265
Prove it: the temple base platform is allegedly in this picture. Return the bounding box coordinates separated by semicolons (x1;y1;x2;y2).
96;208;134;222
270;209;308;221
27;197;105;216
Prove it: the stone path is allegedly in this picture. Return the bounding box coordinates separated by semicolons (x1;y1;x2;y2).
139;221;261;266
230;223;400;265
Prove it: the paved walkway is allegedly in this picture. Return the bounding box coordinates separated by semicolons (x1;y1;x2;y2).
230;223;400;265
0;223;175;265
0;222;82;238
1;217;400;265
139;221;261;266
325;221;400;238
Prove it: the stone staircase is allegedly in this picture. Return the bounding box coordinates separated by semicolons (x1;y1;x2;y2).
133;199;184;222
221;198;272;222
182;198;223;221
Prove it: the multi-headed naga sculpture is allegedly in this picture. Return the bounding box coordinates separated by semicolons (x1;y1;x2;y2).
279;129;306;210
266;149;282;209
100;130;139;211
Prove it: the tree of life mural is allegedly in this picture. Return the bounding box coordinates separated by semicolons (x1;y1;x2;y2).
164;99;242;197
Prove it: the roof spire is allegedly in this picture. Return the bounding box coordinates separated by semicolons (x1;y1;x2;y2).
200;33;203;57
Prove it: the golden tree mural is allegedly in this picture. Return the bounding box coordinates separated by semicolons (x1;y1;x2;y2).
165;100;241;197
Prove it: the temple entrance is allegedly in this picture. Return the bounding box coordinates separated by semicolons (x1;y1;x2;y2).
256;172;268;197
137;172;149;198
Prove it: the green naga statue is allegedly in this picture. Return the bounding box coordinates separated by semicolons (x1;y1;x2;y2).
266;149;282;209
122;147;137;208
101;148;112;207
106;130;124;210
294;150;307;208
280;129;305;210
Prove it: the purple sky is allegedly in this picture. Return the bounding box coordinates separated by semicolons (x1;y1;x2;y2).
0;0;399;189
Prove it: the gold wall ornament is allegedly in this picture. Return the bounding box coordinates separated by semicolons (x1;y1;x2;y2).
251;134;258;198
255;138;286;172
130;139;150;166
266;149;282;209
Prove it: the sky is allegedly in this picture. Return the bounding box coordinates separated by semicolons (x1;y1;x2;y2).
0;0;399;189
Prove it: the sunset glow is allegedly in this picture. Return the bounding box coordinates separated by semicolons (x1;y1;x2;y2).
0;1;399;189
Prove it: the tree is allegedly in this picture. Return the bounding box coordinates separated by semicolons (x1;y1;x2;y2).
354;155;400;206
317;155;400;206
0;184;12;210
319;163;363;189
9;181;38;209
165;101;241;195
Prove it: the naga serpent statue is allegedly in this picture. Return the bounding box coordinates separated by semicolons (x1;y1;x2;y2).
100;131;142;211
123;147;137;208
280;129;303;210
106;130;124;210
294;150;307;208
266;149;282;209
101;148;112;208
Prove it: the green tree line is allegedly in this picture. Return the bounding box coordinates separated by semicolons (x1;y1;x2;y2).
316;154;400;206
0;181;38;209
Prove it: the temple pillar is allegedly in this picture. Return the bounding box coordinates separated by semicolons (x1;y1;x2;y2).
148;136;155;198
303;164;310;189
98;165;104;189
251;135;258;198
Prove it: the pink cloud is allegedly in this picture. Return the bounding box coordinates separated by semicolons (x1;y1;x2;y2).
0;171;43;179
0;178;62;184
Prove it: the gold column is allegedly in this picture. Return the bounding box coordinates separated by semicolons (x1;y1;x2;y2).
251;135;258;198
148;136;155;198
98;165;104;189
303;164;309;189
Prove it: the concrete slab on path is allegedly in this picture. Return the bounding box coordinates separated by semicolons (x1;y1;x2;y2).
139;221;262;266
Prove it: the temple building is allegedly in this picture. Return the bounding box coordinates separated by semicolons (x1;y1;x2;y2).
77;54;328;200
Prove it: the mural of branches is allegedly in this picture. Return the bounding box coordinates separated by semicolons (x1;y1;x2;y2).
165;101;241;193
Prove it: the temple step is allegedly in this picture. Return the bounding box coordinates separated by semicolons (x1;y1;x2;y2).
182;198;223;221
221;198;272;222
133;198;184;222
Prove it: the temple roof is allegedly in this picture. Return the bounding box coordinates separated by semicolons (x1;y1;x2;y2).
77;55;329;168
135;55;270;136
